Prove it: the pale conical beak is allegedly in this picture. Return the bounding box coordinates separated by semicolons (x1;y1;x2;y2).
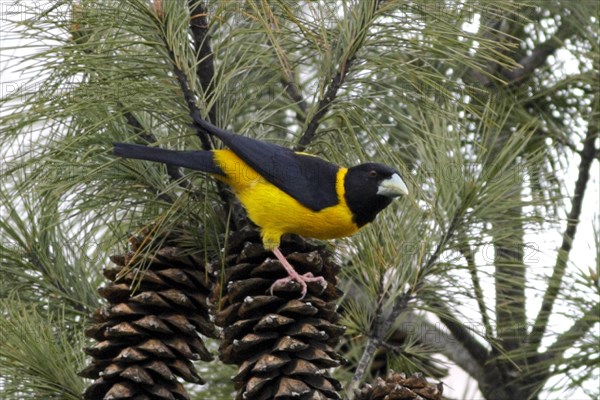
377;173;409;197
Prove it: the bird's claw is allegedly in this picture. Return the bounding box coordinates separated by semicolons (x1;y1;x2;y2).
270;272;327;299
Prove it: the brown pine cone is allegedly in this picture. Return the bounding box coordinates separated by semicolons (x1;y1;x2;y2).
81;230;217;400
214;227;346;399
354;371;444;400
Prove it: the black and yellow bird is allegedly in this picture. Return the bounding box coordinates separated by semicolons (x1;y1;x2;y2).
114;118;408;297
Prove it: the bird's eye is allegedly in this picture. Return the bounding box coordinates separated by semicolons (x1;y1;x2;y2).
369;170;378;178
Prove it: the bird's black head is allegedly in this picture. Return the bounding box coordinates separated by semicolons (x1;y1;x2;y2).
344;163;409;227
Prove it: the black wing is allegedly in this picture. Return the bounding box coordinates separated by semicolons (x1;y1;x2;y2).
193;118;341;210
224;133;340;211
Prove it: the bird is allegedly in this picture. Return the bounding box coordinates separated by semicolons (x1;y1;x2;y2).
114;118;409;298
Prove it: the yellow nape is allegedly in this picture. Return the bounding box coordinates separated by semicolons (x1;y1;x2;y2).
212;149;360;249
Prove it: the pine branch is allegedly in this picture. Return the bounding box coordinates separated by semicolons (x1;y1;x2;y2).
351;210;488;387
188;0;218;126
350;274;387;391
296;0;382;150
462;245;494;340
162;9;244;227
529;103;599;349
501;19;577;85
432;301;489;367
281;78;308;121
493;200;527;352
523;304;600;392
123;110;154;144
465;8;517;88
469;12;576;88
400;312;484;381
542;304;600;364
415;215;489;368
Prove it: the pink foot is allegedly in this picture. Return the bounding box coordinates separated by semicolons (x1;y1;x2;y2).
270;271;327;299
269;247;327;299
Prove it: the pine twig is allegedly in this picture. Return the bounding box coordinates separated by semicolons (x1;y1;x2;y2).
528;107;599;349
296;0;382;150
188;0;218;126
281;77;308;120
153;4;211;149
350;210;488;388
350;273;387;392
168;50;213;150
26;252;87;314
115;5;196;197
296;57;351;150
123;110;154;144
393;213;488;365
425;217;490;368
250;1;308;122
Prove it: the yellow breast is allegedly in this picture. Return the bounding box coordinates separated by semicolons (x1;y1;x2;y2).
212;150;360;248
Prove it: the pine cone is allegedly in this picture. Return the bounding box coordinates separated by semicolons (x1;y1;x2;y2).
81;230;217;400
354;371;443;400
214;227;346;399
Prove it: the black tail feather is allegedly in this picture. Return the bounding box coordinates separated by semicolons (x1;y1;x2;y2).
113;143;223;175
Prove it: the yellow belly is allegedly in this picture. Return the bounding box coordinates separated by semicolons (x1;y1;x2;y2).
212;150;360;248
